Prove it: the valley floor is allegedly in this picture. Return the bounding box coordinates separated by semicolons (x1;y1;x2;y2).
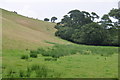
2;44;118;78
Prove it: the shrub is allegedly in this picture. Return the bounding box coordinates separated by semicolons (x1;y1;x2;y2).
6;69;16;78
52;55;60;58
35;65;48;77
28;64;49;78
19;70;25;77
21;54;29;59
37;48;46;54
30;50;39;54
30;53;37;58
42;53;50;56
52;58;57;61
29;43;116;59
44;58;52;61
44;58;57;61
26;67;31;77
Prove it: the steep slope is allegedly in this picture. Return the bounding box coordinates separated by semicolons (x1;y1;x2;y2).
1;9;68;50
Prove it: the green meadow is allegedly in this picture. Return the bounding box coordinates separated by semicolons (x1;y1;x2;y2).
1;9;118;78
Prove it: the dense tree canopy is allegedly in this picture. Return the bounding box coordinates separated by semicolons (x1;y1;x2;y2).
100;14;113;29
109;8;120;28
55;9;119;46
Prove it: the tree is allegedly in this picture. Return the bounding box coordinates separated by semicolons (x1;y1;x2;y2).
100;14;113;29
61;15;71;24
51;17;57;23
81;23;108;45
13;11;17;14
55;27;74;41
108;8;120;28
68;9;85;26
55;9;119;46
109;8;120;20
71;22;108;45
44;18;49;21
91;12;99;21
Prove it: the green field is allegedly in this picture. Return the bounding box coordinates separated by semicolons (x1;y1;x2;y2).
1;9;118;78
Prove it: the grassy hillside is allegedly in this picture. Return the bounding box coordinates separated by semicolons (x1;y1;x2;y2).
2;9;69;50
1;8;118;78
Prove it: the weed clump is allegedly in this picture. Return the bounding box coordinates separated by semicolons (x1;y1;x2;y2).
29;43;115;59
44;58;57;61
30;51;37;58
21;54;29;59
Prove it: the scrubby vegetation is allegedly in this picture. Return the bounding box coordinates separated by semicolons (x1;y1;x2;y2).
30;51;38;58
29;43;117;58
4;64;61;78
21;54;29;59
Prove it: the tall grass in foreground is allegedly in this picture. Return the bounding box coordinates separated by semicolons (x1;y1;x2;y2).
4;64;62;78
29;43;118;58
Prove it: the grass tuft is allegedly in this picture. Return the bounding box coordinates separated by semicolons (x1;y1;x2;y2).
21;54;29;59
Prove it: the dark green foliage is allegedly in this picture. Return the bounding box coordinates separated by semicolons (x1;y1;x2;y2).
30;53;37;58
29;44;115;59
19;70;25;78
29;44;78;58
44;18;49;21
44;58;52;61
52;58;57;61
51;16;57;23
30;51;37;58
13;11;17;14
55;27;74;41
21;54;29;59
55;9;119;46
100;14;113;29
108;8;120;29
109;8;120;20
78;23;108;45
91;12;99;21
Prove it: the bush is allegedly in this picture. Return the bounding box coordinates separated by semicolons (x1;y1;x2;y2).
44;58;52;61
30;53;37;58
29;44;79;58
29;43;116;59
19;70;25;77
21;54;29;59
27;64;49;78
52;55;60;58
52;58;57;61
44;58;57;61
6;69;17;78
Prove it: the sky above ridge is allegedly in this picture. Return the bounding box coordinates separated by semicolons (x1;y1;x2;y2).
0;0;119;22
